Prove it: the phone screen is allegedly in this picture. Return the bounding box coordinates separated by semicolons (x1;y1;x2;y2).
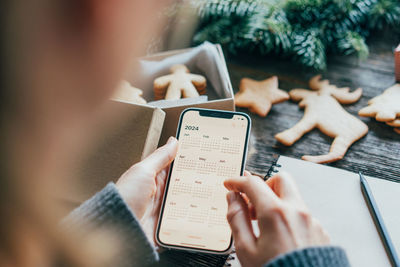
157;109;250;253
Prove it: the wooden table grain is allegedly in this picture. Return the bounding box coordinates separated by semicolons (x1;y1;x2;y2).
227;37;400;183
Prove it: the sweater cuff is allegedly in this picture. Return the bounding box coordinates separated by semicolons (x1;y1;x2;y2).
265;246;350;267
62;182;158;267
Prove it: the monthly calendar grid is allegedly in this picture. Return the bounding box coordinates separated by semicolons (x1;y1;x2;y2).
164;128;244;230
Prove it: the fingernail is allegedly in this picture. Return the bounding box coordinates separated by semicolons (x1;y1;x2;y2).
167;136;176;144
227;191;237;204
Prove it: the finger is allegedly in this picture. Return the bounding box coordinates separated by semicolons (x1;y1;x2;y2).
156;166;169;183
224;175;280;211
266;171;304;203
226;192;256;252
238;193;256;220
311;218;330;245
248;202;257;220
155;166;169;205
321;228;330;244
151;168;170;223
140;137;178;172
241;193;250;204
155;166;169;188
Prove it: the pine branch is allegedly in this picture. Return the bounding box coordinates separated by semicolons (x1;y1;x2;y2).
285;0;373;43
192;0;399;70
292;29;326;69
195;0;267;21
368;0;400;30
240;7;292;54
195;2;292;55
193;17;246;54
336;31;369;59
193;18;234;45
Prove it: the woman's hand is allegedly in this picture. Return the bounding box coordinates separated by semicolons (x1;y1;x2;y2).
116;137;178;246
224;171;330;267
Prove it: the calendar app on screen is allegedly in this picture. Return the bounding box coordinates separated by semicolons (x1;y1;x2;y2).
157;109;250;253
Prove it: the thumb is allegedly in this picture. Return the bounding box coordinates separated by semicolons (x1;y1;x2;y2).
226;192;256;252
140;137;178;172
266;171;303;203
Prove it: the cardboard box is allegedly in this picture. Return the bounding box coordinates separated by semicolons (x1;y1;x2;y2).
66;103;165;203
67;43;235;203
132;42;235;145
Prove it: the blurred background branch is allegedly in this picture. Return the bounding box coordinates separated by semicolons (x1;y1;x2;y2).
158;0;399;70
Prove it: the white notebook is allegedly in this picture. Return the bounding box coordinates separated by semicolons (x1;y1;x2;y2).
227;156;400;267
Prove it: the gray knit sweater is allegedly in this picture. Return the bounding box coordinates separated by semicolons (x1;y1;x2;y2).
64;183;351;267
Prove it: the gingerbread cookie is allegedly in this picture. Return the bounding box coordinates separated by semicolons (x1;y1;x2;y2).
234;76;289;117
153;64;206;100
386;119;400;127
275;75;368;164
113;80;146;104
358;84;400;122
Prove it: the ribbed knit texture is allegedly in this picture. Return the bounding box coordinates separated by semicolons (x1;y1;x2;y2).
62;183;158;267
265;246;350;267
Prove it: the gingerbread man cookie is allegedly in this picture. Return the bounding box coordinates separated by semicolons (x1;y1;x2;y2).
234;76;289;117
113;80;146;104
359;84;400;122
153;64;206;100
275;75;368;164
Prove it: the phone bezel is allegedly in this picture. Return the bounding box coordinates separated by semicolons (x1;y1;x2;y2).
155;108;251;254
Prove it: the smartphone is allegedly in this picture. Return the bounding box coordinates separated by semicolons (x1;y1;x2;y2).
156;108;251;254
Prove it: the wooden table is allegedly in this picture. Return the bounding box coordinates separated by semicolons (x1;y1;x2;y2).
227;36;400;183
159;35;400;266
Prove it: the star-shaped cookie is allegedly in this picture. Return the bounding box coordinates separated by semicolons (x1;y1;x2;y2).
234;76;289;117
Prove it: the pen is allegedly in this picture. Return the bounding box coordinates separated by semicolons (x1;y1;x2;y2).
359;172;400;267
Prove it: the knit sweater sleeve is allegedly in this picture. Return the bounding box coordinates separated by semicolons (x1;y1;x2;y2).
61;182;159;267
264;246;350;267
